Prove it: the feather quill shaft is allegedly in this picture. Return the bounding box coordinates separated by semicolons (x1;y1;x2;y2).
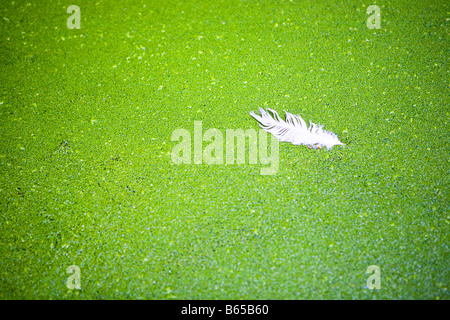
250;108;343;149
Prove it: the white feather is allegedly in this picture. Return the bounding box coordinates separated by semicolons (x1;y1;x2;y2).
250;108;344;149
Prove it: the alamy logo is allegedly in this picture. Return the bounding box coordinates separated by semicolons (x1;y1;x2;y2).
366;265;381;289
367;5;381;29
67;5;81;29
66;265;81;289
171;121;279;175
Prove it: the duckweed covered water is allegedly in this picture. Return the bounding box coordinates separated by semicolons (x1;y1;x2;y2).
0;0;448;299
